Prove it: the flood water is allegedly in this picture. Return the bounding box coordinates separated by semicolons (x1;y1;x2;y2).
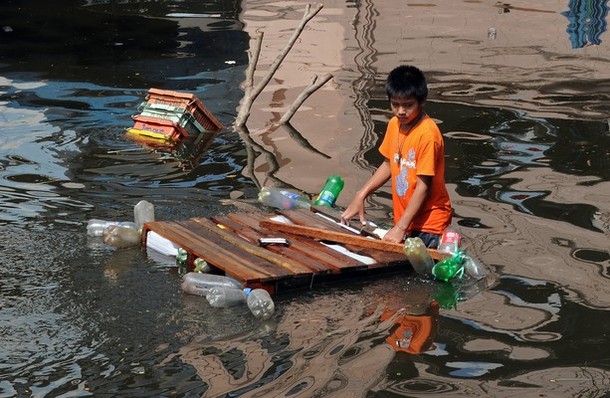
1;0;610;397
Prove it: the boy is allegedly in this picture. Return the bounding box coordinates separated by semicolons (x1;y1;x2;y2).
341;65;452;248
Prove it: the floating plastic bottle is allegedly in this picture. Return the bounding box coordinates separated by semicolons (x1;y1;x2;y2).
193;257;211;273
403;237;435;275
176;248;189;275
431;251;465;282
181;272;243;297
258;187;311;210
462;255;487;280
437;228;462;254
245;288;275;320
134;200;155;229
87;219;117;237
314;175;344;207
206;286;247;307
103;223;141;248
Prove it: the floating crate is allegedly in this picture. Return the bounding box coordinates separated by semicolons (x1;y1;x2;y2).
145;88;223;133
138;102;206;138
129;115;190;143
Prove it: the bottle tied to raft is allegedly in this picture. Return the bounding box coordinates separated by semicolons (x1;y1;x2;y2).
134;200;155;229
245;288;275;320
403;237;435;275
432;251;465;282
437;228;462;254
181;272;243;297
103;223;141;248
436;229;487;280
206;286;247;307
258;187;311;210
314;175;344;207
87;219;137;237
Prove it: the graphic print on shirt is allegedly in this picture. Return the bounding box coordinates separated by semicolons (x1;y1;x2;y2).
396;148;416;196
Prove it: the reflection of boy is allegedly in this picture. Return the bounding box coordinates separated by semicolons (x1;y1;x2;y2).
341;65;452;247
381;301;440;354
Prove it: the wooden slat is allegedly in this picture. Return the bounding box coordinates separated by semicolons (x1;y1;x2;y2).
259;220;450;261
230;212;369;268
172;221;290;281
190;217;313;277
144;220;274;282
212;215;333;273
219;213;366;272
279;209;410;264
279;208;348;233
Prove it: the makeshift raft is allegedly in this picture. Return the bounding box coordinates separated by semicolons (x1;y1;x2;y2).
142;208;448;296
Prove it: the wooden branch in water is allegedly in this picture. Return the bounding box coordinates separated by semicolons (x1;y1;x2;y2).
280;73;333;125
235;3;325;129
245;30;264;91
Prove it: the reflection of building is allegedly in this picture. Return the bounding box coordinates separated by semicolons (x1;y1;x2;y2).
562;0;609;48
381;301;440;354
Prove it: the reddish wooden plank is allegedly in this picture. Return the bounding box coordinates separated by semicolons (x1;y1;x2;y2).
244;211;410;268
260;220;450;261
218;214;366;273
145;220;288;283
278;208;348;233
190;217;313;277
181;220;310;279
211;215;333;273
277;209;413;263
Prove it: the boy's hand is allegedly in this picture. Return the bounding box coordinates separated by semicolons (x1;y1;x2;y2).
382;225;407;243
340;198;366;225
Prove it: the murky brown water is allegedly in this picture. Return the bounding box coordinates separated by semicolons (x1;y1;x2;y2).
1;0;609;397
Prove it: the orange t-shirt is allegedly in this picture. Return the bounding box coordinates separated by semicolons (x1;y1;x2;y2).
379;114;452;235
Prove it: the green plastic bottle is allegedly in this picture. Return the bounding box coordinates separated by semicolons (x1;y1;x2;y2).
314;175;344;207
431;251;465;282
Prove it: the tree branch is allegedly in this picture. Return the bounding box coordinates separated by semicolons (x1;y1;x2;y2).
235;3;324;129
279;72;333;124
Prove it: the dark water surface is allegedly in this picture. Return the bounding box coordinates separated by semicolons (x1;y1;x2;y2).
1;1;610;397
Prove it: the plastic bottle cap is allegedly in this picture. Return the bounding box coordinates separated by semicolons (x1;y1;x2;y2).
243;287;252;296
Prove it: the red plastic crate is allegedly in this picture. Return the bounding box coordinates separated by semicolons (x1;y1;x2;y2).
145;88;223;133
131;115;190;142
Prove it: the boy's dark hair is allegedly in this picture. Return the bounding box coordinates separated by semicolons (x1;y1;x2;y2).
385;65;428;102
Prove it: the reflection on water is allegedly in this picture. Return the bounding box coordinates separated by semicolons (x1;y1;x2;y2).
1;0;610;397
562;0;609;48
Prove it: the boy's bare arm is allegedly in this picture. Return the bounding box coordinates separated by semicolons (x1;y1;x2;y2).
341;160;391;224
383;174;431;243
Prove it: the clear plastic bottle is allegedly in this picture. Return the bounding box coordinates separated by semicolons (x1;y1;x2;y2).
403;237;435;275
462;255;487;280
245;288;275;320
103;223;141;248
206;286;246;307
134;200;155;229
181;272;243;297
314;175;344;207
437;228;462;254
87;219;116;237
258;187;311;210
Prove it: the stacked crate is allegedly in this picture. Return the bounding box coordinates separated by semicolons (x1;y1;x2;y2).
127;88;223;145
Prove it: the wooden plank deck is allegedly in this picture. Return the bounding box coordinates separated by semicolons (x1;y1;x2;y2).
142;208;440;295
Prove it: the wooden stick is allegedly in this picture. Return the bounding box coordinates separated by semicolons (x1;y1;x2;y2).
260;220;449;261
235;3;325;128
279;73;333;124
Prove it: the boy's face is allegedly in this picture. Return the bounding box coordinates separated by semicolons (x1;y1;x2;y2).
390;96;425;127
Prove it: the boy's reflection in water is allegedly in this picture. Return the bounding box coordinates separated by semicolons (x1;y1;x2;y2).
381;299;440;355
